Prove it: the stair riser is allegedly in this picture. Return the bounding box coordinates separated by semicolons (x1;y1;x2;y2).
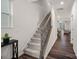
34;33;41;36
36;30;41;33
31;39;41;43
24;51;40;58
33;35;41;38
28;44;41;50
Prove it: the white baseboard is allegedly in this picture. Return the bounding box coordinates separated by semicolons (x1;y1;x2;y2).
18;51;24;57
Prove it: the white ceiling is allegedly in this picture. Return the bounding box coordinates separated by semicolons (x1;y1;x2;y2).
48;0;75;17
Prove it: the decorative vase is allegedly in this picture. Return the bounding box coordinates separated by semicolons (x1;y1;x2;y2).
3;38;10;44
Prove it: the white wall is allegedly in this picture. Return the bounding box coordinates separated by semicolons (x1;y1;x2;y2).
64;19;71;31
71;1;77;56
37;0;51;25
1;0;50;59
44;8;57;59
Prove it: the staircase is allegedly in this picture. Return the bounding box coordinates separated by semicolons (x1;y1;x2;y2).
24;12;51;58
24;29;41;58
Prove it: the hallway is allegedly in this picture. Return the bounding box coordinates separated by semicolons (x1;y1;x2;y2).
19;33;76;59
46;33;77;59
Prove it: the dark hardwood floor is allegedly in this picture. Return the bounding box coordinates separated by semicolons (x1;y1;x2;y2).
19;54;37;59
46;33;77;59
19;33;77;59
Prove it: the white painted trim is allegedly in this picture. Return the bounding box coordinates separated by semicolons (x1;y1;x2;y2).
18;51;24;57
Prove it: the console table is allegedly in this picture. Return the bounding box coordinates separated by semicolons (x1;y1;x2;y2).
1;39;18;59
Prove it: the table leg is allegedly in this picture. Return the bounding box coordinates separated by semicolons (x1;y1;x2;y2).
16;41;18;59
12;43;15;59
